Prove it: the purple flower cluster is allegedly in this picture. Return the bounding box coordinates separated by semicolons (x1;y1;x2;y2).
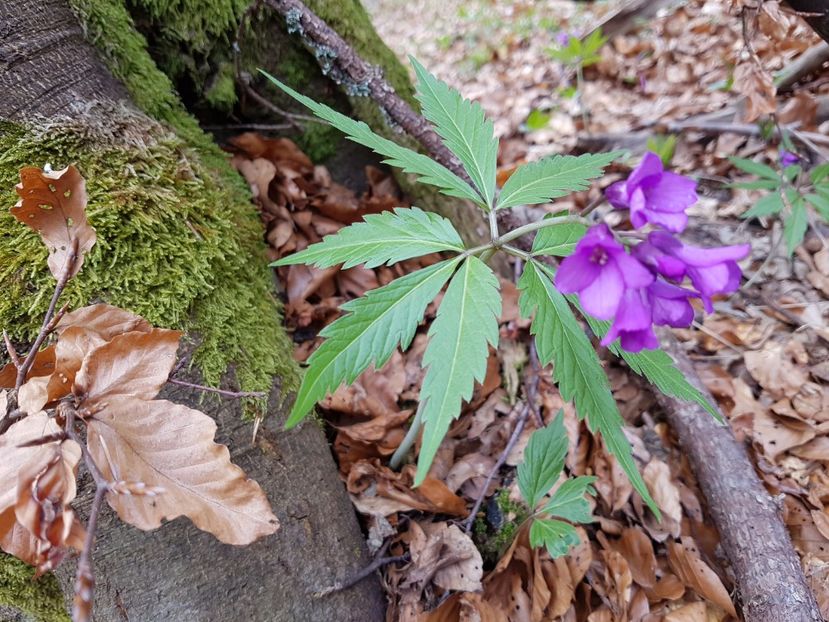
555;152;751;352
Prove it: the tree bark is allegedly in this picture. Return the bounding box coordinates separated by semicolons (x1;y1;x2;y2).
0;1;386;620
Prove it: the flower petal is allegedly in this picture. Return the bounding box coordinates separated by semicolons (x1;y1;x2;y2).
555;250;600;293
606;180;630;209
614;252;655;289
627;152;664;190
579;262;624;320
643;172;698;214
642;209;688;233
674;242;751;267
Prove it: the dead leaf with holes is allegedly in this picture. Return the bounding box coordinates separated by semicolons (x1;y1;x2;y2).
11;166;96;279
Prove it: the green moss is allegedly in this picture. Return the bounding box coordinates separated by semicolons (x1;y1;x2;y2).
0;116;298;398
0;554;69;622
473;489;529;564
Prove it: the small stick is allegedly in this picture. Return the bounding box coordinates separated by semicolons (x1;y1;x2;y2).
462;400;532;534
166;377;267;399
313;553;409;597
3;330;20;369
16;240;78;390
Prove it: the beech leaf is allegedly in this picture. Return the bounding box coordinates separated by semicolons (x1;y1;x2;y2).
73;328;182;404
11;165;96;279
0;413;63;524
86;397;279;545
56;303;153;339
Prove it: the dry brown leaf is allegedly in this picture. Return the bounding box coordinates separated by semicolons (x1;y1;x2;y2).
645;573;686;602
664;601;708;622
616;527;657;588
11;165;96;279
0;345;56;389
0;391;6;417
347;460;467;517
0;413;63;524
643;459;683;525
744;342;808;399
73;328;181;404
57;303;152;339
407;521;483;592
733;60;776;122
752;407;816;460
667;538;736;617
86;396;278;545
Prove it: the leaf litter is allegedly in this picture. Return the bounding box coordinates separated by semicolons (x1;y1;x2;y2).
224;0;829;618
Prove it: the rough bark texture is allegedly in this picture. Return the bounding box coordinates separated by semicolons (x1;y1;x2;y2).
0;0;386;619
654;333;823;622
0;0;127;118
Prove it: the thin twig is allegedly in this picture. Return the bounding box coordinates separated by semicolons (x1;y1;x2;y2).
16;240;78;390
166;377;267;399
313;553;410;597
3;330;20;369
0;409;24;436
63;403;109;622
461;401;531;533
72;485;106;622
261;0;471;182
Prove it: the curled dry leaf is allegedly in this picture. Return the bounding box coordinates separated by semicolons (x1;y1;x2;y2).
347;460;467;517
406;521;484;593
11;165;96;279
667;537;736;617
86;396;279;545
615;527;657;588
643;459;683;527
73;328;182;404
0;413;63;523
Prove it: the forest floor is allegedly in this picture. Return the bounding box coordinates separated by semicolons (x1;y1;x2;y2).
232;0;829;619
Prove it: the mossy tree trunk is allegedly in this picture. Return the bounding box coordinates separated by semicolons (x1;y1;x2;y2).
0;0;387;620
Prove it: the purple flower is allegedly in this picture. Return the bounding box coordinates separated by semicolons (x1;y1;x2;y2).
647;280;696;328
605;152;698;233
780;150;799;168
555;224;653;320
600;288;658;352
647;232;751;311
556;32;571;46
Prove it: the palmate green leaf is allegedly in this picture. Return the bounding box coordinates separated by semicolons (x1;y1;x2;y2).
542;476;598;523
806;192;829;222
529;518;581;559
532;221;587;257
580;314;721;422
285;258;460;428
497;152;619;210
728;156;780;180
271;207;464;269
415;256;501;485
260;71;483;205
517;261;658;516
741;193;783;220
784;196;808;256
517;411;568;510
411;57;498;208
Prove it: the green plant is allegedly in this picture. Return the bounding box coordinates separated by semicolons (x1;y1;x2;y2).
518;412;596;558
732;152;829;256
547;30;607;129
262;58;727;547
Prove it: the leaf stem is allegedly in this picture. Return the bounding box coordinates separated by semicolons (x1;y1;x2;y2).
501;245;532;261
389;399;425;470
494;215;586;247
488;208;499;240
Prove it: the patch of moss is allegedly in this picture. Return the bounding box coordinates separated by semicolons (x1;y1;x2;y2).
0;553;69;622
473;489;529;565
0;115;298;397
